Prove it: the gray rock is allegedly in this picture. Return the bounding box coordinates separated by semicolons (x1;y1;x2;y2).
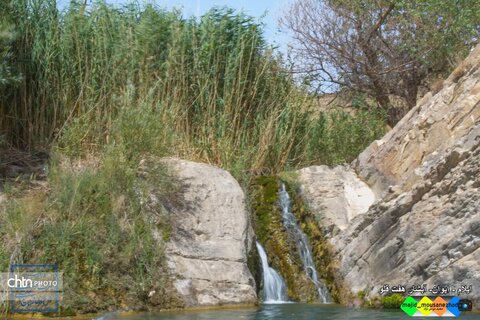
336;126;480;301
297;44;480;307
353;44;480;198
159;158;257;307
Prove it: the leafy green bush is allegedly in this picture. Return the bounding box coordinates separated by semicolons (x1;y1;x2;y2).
306;108;386;165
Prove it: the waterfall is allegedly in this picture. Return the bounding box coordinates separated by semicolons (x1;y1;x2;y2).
279;182;331;303
255;241;289;303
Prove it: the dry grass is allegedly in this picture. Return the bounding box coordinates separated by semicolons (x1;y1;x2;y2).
450;60;473;83
430;78;444;95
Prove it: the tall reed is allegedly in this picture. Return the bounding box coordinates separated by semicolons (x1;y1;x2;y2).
0;0;385;177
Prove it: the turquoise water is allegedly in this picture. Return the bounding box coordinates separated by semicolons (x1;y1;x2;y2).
99;303;478;319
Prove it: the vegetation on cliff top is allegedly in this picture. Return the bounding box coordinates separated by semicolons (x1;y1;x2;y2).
282;0;480;126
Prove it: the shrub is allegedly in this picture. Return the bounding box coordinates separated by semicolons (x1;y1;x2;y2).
382;293;405;309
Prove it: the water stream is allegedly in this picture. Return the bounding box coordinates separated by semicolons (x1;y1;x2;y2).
94;303;432;320
95;303;480;320
255;241;288;303
279;182;331;303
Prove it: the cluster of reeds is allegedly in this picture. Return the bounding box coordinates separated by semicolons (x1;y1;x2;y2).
0;0;385;178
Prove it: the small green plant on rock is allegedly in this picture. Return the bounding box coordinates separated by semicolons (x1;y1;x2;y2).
382;293;405;309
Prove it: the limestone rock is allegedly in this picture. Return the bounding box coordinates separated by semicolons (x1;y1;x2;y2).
297;165;375;238
335;46;480;305
354;44;480;198
297;44;480;307
159;158;257;307
336;125;480;302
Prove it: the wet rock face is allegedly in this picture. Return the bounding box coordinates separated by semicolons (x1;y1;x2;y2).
297;44;480;306
251;177;319;302
251;177;336;302
160;158;257;307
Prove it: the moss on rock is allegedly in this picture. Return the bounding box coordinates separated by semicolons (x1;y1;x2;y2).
250;176;318;302
282;180;343;303
247;238;262;299
382;293;405;309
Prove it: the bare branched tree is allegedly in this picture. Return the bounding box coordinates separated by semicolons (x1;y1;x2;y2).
281;0;480;126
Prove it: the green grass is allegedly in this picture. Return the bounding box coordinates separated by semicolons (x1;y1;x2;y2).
382;293;405;309
305;108;387;166
0;147;183;314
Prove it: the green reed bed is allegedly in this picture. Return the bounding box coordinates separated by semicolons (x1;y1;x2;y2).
0;0;385;178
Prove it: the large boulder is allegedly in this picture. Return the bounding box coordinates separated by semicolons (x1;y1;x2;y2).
297;44;480;306
159;158;257;307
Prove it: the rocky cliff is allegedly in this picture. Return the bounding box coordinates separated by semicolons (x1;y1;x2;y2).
298;44;480;306
354;45;480;198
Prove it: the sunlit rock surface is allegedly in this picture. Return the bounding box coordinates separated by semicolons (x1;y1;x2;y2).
297;165;375;237
160;158;257;307
354;45;480;198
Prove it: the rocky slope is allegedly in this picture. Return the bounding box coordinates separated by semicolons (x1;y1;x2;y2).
158;158;257;307
354;45;480;198
298;44;480;305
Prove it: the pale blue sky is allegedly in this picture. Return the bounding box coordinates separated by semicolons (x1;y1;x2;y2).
58;0;293;51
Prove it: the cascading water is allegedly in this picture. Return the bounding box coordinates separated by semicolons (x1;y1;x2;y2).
279;182;331;303
255;241;289;303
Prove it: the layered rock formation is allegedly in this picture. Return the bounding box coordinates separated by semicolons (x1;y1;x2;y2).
354;45;480;198
159;158;257;307
338;124;480;300
298;44;480;305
